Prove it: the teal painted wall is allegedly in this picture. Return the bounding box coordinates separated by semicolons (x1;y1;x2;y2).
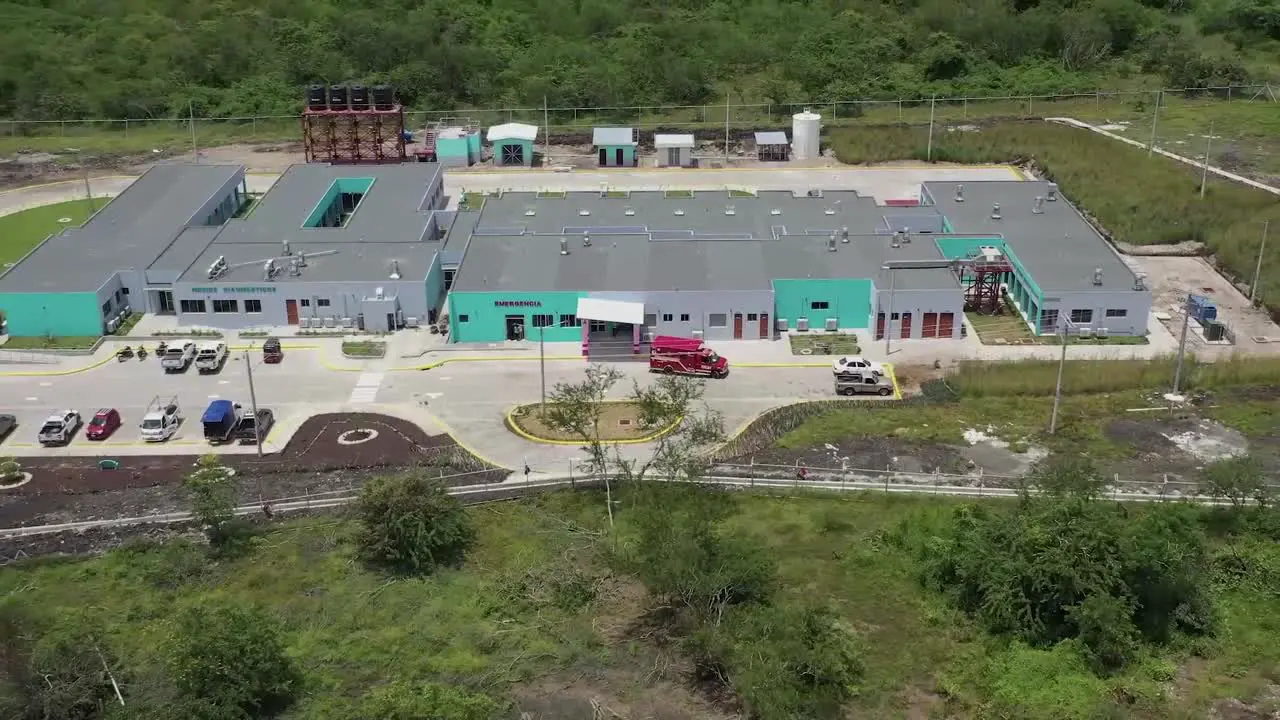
933;235;1043;302
466;131;481;156
492;139;533;166
437;136;471;162
0;292;103;337
772;279;874;330
449;290;586;342
303;177;375;227
598;145;636;166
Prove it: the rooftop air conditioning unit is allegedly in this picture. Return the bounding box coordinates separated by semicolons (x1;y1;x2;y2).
776;318;789;331
770;208;781;215
796;318;810;332
323;316;337;328
673;209;685;216
825;318;838;331
624;208;636;216
405;316;420;328
578;209;590;216
1095;327;1109;338
341;317;354;328
691;329;703;338
1076;327;1093;339
106;318;119;333
724;205;735;216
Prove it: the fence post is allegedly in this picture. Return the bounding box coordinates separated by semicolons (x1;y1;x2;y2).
897;100;903;122
963;98;967;119
933;467;939;494
1027;94;1033;116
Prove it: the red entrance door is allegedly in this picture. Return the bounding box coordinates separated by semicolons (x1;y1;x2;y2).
285;299;299;325
875;313;886;340
938;312;955;337
733;313;743;339
901;312;912;339
759;313;770;339
922;313;938;338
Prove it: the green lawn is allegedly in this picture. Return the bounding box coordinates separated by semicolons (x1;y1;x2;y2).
2;490;1277;718
787;332;860;356
964;310;1148;346
0;198;100;266
1;335;100;350
340;340;386;358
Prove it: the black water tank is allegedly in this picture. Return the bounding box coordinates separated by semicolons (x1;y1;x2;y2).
306;84;327;110
372;85;395;110
328;84;349;109
350;84;370;110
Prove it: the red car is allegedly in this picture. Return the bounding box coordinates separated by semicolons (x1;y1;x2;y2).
85;408;122;441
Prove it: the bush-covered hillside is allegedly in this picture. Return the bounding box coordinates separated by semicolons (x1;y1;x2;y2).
1;0;1277;121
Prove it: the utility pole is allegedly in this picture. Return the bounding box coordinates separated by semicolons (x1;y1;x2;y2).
1147;90;1161;156
243;351;264;459
883;268;896;355
189;99;198;164
926;95;936;162
543;96;549;163
83;168;96;213
1172;294;1192;393
1049;323;1068;435
1252;220;1270;304
539;326;547;411
1199;121;1213;199
724;93;730;163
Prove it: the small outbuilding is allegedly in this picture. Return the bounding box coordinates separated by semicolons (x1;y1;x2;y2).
755;131;790;162
593;127;638;167
434;125;481;167
654;134;696;168
487;122;539;167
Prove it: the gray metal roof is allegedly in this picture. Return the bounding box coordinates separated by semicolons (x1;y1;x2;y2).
169;163;443;283
755;131;788;145
0;165;242;293
922;181;1140;293
593;127;636;146
655;134;695;148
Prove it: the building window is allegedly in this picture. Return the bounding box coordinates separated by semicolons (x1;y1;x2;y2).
114;290;122;303
1105;308;1127;318
121;287;129;296
644;314;657;327
180;300;206;313
1069;309;1093;324
708;313;727;327
531;314;554;328
317;298;331;308
811;301;829;310
1040;308;1059;332
300;299;311;307
747;313;758;321
662;313;673;322
589;320;607;332
458;314;470;323
891;313;900;320
559;314;577;327
101;301;112;315
212;299;238;313
245;299;263;313
680;313;690;322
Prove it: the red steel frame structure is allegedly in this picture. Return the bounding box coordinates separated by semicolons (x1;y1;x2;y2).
961;259;1013;313
302;105;407;164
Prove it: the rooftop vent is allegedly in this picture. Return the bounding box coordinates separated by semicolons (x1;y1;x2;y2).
891;232;901;249
578;209;590;216
583;234;591;247
281;239;291;255
1093;267;1104;286
770;208;781;216
900;227;911;243
559;238;569;256
206;255;227;279
263;258;277;281
673;209;685;216
841;226;849;243
296;253;307;267
288;257;302;276
1033;196;1045;214
389;260;401;280
990;202;1002;220
824;207;836;215
827;235;837;252
624;207;635;216
1047;183;1059;201
954;185;965;203
725;205;735;216
1134;273;1147;290
524;206;536;216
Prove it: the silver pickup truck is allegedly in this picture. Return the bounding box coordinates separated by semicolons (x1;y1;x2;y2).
161;342;197;373
834;372;895;397
37;410;82;446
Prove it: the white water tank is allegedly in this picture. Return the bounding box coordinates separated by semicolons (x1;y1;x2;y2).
792;109;821;161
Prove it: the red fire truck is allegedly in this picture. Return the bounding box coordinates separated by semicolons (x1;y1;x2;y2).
648;336;729;378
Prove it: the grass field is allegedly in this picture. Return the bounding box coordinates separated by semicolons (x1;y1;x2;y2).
950;356;1280;397
787;333;861;355
340;340;386;358
2;490;1277;719
0;198;99;266
509;402;660;441
964;310;1148;346
0;335;100;350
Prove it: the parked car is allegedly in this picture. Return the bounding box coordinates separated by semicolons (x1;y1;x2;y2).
161;342;197;373
201;400;243;444
194;342;229;374
139;397;182;442
831;355;885;376
262;337;283;364
834;373;895;397
37;410;82;446
235;408;274;445
84;408;122;441
0;414;16;443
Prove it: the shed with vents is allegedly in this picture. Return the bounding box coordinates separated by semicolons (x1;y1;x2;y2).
654;134;696;168
593;127;638;167
487;123;538;167
755;131;790;162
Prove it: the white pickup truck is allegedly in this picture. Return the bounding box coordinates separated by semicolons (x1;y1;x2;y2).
37;410;81;446
195;342;228;374
161;342;197;373
140;397;182;442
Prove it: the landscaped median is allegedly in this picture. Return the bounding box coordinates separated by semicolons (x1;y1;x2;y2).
341;340;386;358
505;401;681;445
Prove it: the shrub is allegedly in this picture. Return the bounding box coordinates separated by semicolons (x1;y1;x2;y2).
352;682;501;720
354;474;476;574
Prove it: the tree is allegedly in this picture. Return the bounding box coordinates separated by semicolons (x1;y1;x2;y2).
166;600;299;719
0;457;22;485
1068;594;1140;674
182;455;239;548
1028;455;1107;500
1199;455;1270;508
0;603;124;720
354;473;475;575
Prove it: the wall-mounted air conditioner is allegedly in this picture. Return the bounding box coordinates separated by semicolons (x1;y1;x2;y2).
776;318;788;331
796;318;810;332
1075;326;1092;339
341;317;354;328
825;318;838;331
1094;327;1109;338
405;316;420;328
323;316;337;328
692;329;703;338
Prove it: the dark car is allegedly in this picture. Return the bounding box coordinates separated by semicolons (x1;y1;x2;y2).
262;337;283;364
0;414;15;443
236;409;274;445
84;407;123;441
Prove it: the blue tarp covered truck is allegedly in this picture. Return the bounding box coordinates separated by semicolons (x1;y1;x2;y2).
201;400;243;443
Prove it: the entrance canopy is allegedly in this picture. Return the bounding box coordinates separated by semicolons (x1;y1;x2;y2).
576;297;644;325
